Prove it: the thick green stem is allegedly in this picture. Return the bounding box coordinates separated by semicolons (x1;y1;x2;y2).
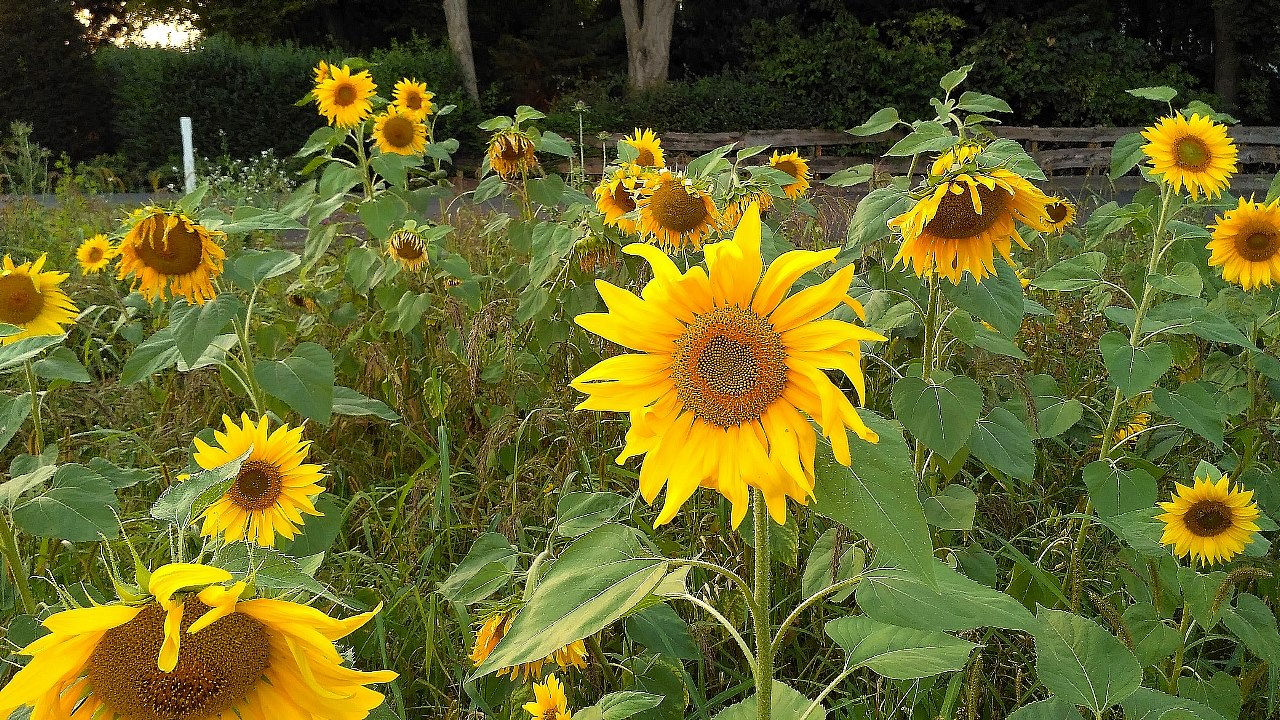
1167;608;1193;694
0;512;36;614
353;126;375;199
23;360;42;454
914;278;941;490
752;491;773;720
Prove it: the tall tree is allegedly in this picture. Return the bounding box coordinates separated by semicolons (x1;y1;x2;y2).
443;0;479;100
620;0;675;92
1214;0;1243;111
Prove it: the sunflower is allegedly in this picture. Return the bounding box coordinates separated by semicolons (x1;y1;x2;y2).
768;150;811;199
315;64;377;128
388;228;430;271
571;204;884;526
635;170;721;251
76;234;116;274
594;165;648;234
1141;113;1238;200
721;186;775;230
393;79;435;120
192;413;326;547
524;674;572;720
573;234;618;273
469;609;588;681
488;129;539;180
929;142;982;176
889;170;1055;284
1044;199;1077;234
1107;411;1150;446
1207;196;1280;290
117;206;226;305
0;562;396;720
621;128;665;168
373;105;427;156
312;60;331;84
1158;475;1260;566
0;254;78;345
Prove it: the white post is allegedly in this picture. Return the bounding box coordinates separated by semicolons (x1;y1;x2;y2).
180;116;196;194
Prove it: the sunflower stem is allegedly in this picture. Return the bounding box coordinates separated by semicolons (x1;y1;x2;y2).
1167;607;1193;694
914;277;941;490
22;359;42;455
0;511;36;614
352;126;375;200
752;490;773;720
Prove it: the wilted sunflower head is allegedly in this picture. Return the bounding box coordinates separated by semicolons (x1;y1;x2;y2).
721;183;775;230
1158;475;1260;566
1141;113;1238;200
76;234;116;274
930;141;983;176
621;128;665;168
768;150;811;199
388;227;430;270
0;254;78;345
315;64;377;128
0;562;396;720
573;233;618;273
393;78;435;120
1207;196;1280;290
117;206;226;305
635;169;721;251
488;129;539;180
594;164;649;234
373;104;428;156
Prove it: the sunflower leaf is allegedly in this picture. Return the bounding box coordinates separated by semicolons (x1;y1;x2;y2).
31;346;90;383
0;393;32;456
1033;607;1143;715
943;260;1024;337
1099;332;1173;398
1127;86;1179;103
149;446;250;528
12;464;120;542
847;107;901;137
1006;697;1086;720
1083;461;1157;519
939;64;974;93
890;374;983;460
1121;687;1229;720
846;188;909;249
1110;132;1146;179
1153;381;1225;446
856;559;1038;633
825;615;978;679
968;407;1035;482
885;121;957;157
253;342;336;425
169;294;245;367
822;164;874;188
713;681;824;720
0;334;66;373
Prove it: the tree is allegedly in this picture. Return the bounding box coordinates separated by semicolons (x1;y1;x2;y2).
1214;0;1243;111
620;0;675;92
443;0;479;101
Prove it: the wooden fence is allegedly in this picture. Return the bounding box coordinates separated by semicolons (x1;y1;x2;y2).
612;126;1280;195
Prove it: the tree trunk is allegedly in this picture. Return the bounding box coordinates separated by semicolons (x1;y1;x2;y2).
620;0;675;93
1213;0;1242;112
443;0;480;101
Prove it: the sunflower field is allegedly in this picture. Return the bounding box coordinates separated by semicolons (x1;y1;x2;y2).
2;60;1280;720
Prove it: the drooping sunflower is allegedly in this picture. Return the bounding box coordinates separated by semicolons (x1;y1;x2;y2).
1158;475;1260;566
393;78;435;120
889;169;1055;284
594;165;648;234
635;170;721;251
571;204;884;526
768;150;811;199
117;206;226;305
1044;199;1077;234
929;142;982;176
373;105;428;156
0;254;78;345
312;60;332;84
621;128;665;168
1207;196;1280;290
488;129;539;180
388;228;430;271
76;234;116;274
469;609;588;680
573;234;619;273
315;64;377;128
524;674;572;720
1109;411;1151;446
721;186;775;230
192;413;326;547
0;562;396;720
1141;113;1238;200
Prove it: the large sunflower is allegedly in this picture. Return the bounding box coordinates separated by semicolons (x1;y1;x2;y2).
0;254;78;345
315;64;377;128
392;78;435;121
469;608;588;681
117;206;226;305
635;170;721;251
388;228;430;271
1207;196;1280;290
889;170;1054;284
1158;475;1260;566
621;128;665;168
0;562;396;720
768;151;811;199
488;129;539;180
77;234;116;274
571;204;883;526
193;413;326;547
1141;113;1238;200
524;674;572;720
373;105;427;156
594;165;648;234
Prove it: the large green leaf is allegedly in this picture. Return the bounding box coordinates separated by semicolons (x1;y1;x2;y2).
0;465;55;508
332;386;400;421
1153;382;1225;446
846;188;910;249
1120;687;1228;720
121;327;180;385
1110;132;1146;178
1006;697;1085;720
857;560;1038;632
624;604;698;660
576;692;666;720
1033;607;1143;715
254;342;335;424
1221;593;1280;667
943;261;1024;337
923;484;978;530
169;295;245;366
1099;332;1172;398
32;347;90;383
847;107;900;137
890;374;983;459
150;448;250;528
1082;461;1157;518
1032;253;1108;292
0;334;65;372
1122;602;1182;667
528;221;578;287
812;410;936;587
0;393;31;453
555;491;632;537
825;615;977;679
801;528;864;603
12;464;119;541
437;532;518;605
713;681;824;720
230;249;302;288
968;407;1035;481
472;525;667;679
1147;262;1203;297
885;121;957;157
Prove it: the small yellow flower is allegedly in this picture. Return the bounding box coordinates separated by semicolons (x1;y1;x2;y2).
76;234;116;274
594;164;649;234
393;78;435;120
768;150;811;199
388;228;430;271
1141;113;1237;200
524;674;572;720
0;254;78;344
315;64;377;128
1207;196;1280;290
470;609;589;680
488;129;539;180
1043;199;1077;234
635;170;721;251
1158;475;1260;566
373;105;428;156
621;128;664;168
116;206;226;305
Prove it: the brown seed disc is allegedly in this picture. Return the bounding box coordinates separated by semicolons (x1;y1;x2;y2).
672;306;788;428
